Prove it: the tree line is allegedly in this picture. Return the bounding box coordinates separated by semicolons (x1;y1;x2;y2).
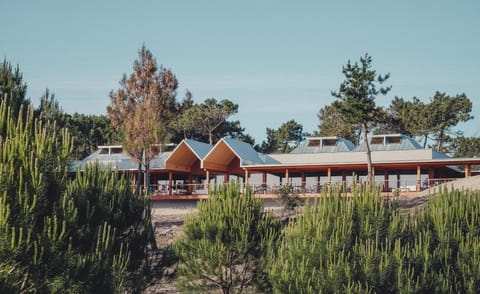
1;52;477;163
2;50;478;189
1;49;479;292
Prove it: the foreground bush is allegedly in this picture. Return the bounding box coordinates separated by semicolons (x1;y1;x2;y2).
0;101;152;293
269;183;480;293
174;184;282;293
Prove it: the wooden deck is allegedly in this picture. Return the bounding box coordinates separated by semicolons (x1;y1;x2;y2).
149;191;419;201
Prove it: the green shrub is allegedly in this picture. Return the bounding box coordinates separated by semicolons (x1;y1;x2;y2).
174;183;282;293
268;182;480;293
269;182;406;293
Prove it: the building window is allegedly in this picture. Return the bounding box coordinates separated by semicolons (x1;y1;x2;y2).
386;136;401;144
307;139;321;147
323;139;337;146
371;137;384;145
111;147;123;154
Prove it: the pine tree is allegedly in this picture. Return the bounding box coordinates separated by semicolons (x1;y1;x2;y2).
0;98;152;292
174;184;281;293
108;45;177;194
332;54;391;182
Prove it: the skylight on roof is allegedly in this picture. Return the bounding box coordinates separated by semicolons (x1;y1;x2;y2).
322;138;337;146
371;137;384;145
111;147;123;154
386;136;401;144
307;139;321;147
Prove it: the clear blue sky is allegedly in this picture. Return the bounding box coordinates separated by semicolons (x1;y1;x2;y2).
2;0;479;143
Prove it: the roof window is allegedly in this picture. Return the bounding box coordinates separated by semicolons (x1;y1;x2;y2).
386;136;401;144
322;138;337;146
371;137;384;145
111;147;123;154
307;139;321;147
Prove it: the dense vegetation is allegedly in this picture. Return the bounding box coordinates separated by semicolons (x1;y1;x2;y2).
2;51;480;293
268;185;480;293
0;100;153;292
173;183;480;293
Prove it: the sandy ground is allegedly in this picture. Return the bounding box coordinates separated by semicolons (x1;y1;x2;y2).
145;199;284;293
145;176;480;293
397;175;480;209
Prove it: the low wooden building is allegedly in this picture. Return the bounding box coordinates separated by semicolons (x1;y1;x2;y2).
72;134;480;198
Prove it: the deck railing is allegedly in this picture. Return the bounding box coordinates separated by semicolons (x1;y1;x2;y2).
146;177;460;197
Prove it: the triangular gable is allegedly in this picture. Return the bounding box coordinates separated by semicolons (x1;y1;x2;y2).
165;139;212;173
202;138;278;172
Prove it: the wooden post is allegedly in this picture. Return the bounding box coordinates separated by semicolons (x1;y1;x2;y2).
224;173;230;183
465;165;471;178
244;169;249;193
168;172;173;195
428;168;434;188
205;170;210;193
327;168;331;185
317;175;321;193
342;170;347;191
383;169;389;192
188;174;193;194
397;172;400;189
262;172;267;193
301;172;306;192
285;169;289;184
416;165;421;192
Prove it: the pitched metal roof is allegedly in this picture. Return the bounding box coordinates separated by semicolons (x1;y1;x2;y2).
71;147;138;171
71;146;171;171
149;152;171;170
222;137;279;166
183;139;212;158
254;148;463;168
355;134;423;152
291;137;356;153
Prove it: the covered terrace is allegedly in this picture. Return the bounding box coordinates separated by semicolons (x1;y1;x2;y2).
73;135;480;198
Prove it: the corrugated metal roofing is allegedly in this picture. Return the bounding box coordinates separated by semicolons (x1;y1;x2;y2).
184;139;212;158
149;152;171;170
71;148;139;171
71;146;172;171
291;137;356;153
222;137;279;166
355;134;423;152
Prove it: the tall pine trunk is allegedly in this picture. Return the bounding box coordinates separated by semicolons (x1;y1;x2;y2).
362;122;373;184
436;130;445;152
